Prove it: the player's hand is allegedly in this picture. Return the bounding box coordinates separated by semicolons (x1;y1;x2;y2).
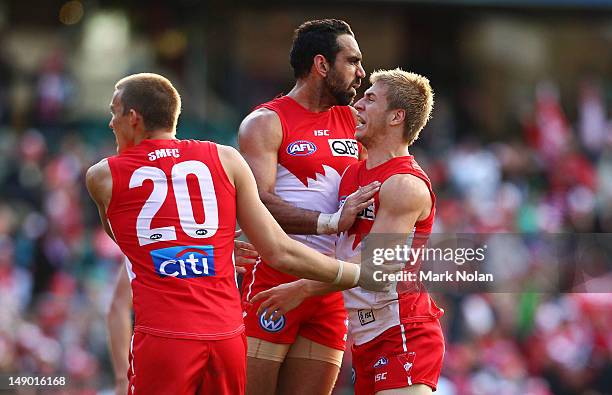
250;281;308;320
234;229;258;274
357;256;404;292
337;181;380;232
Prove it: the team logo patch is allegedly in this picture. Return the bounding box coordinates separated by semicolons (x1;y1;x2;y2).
259;312;286;332
287;140;317;156
373;356;388;368
358;309;375;325
151;245;215;279
329;139;358;158
398;352;416;374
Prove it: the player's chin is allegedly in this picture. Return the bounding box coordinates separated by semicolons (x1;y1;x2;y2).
355;127;367;142
345;89;357;105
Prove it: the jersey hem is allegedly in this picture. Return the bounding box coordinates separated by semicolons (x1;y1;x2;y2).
134;324;244;340
376;379;437;392
244;334;294;345
400;313;444;323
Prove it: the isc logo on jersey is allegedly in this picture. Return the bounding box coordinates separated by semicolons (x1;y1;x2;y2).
151;245;215;279
287;140;317;156
329;139;358;158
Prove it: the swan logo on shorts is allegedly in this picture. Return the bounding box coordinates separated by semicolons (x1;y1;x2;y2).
259;312;286;332
287;140;317;156
399;352;416;374
151;245;215;279
373;357;388;368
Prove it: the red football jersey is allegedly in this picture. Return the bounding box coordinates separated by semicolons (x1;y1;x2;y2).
106;139;243;340
336;156;444;345
243;96;358;299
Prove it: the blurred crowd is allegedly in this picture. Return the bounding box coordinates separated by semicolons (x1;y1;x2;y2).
0;24;611;395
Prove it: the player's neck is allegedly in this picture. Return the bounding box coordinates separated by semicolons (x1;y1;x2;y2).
287;79;336;113
135;129;177;145
364;143;410;169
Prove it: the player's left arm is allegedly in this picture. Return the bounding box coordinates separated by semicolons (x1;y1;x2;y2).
86;160;132;394
85;159;115;241
253;172;432;319
107;264;132;395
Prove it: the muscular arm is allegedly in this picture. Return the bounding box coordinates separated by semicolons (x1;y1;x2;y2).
86;161;133;393
238;108;321;234
85;159;115;241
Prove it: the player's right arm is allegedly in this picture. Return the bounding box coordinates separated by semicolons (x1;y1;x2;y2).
85;159;115;241
238;109;319;234
238;108;376;235
218;145;399;290
107;264;132;395
252;279;340;320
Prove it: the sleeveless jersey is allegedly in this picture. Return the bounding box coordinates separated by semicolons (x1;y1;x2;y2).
106;139;243;340
336;156;444;345
243;96;358;296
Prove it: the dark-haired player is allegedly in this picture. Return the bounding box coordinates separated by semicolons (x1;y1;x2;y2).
239;19;370;395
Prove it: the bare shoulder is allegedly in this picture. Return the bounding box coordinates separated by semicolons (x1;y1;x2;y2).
216;144;250;185
216;144;243;162
238;107;282;148
85;158;112;205
379;173;431;214
86;158;111;189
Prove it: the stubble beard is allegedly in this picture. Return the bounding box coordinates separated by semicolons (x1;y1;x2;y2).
325;70;357;106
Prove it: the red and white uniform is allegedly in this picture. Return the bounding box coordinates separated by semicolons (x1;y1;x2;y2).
242;96;358;350
337;156;445;393
106;139;245;394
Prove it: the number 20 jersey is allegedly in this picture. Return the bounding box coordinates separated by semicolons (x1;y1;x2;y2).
106;139;243;340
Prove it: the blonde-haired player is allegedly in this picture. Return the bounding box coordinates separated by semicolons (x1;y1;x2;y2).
253;69;444;395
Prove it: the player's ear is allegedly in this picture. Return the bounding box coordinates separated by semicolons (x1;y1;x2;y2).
313;54;330;77
128;109;142;128
389;109;405;127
